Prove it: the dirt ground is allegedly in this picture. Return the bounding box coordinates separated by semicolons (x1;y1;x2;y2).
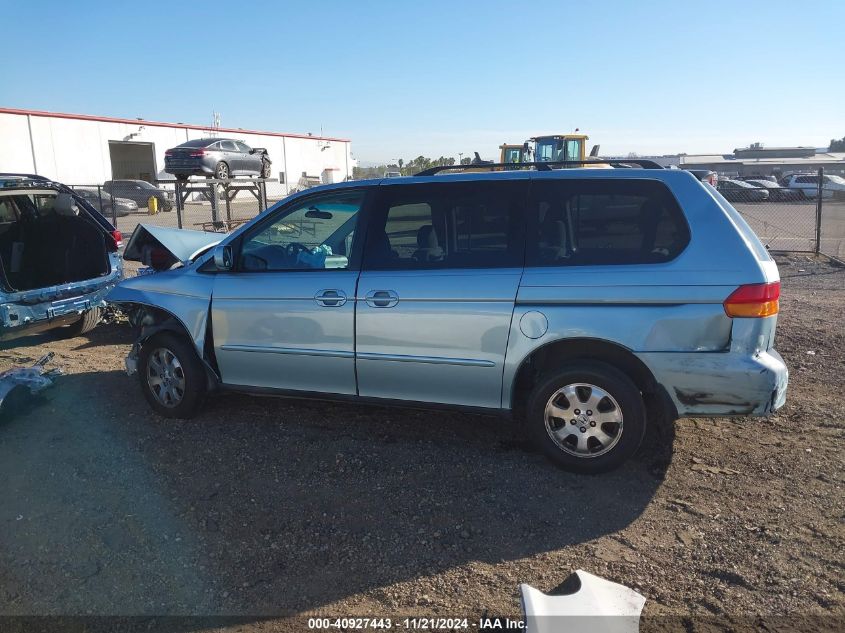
0;253;842;632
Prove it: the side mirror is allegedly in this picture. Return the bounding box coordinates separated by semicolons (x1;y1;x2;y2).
248;148;256;154
213;244;233;271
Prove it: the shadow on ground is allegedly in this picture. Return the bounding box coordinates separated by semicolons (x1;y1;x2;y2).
0;360;672;625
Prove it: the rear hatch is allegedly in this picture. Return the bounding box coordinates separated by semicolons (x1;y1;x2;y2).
0;186;123;336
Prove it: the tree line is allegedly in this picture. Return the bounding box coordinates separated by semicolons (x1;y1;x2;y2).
353;155;473;180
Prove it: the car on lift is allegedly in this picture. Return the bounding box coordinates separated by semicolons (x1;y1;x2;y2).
102;180;173;212
164;138;272;181
0;174;123;341
108;163;787;474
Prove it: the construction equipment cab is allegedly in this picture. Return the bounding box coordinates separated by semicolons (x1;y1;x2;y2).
533;134;590;163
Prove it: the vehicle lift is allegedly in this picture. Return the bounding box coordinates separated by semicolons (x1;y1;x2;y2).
169;177;277;231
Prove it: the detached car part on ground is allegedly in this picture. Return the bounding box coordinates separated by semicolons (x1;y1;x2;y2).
0;174;123;342
164;138;272;180
108;166;788;474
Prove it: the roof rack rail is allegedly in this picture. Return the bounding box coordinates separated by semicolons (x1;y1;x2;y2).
414;159;664;177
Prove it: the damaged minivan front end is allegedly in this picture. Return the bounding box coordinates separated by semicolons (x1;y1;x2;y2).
107;224;222;383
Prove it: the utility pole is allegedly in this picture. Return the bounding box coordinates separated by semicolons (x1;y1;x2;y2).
458;152;464;164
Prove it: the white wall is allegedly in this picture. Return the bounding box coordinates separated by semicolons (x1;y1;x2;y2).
0;111;353;194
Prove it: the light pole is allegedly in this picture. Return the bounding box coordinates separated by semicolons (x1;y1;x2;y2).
458;152;464;164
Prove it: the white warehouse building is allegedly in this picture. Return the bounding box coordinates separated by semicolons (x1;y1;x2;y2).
0;107;354;194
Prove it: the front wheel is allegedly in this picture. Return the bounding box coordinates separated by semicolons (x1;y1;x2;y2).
261;160;272;178
525;362;646;474
138;332;207;418
214;161;229;180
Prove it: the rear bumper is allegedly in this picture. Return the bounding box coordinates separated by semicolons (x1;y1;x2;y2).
639;349;788;417
165;161;214;176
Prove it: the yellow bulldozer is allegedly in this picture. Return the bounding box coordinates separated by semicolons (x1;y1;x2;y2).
499;133;601;165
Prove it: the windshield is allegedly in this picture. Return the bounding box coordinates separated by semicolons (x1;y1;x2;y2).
826;175;845;185
503;148;523;163
535;138;582;162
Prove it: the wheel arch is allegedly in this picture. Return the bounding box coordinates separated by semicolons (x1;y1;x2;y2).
509;337;675;422
118;302;220;385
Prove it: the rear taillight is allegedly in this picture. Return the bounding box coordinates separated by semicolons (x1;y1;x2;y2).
165;150;173;157
108;229;122;251
723;281;780;318
188;150;206;157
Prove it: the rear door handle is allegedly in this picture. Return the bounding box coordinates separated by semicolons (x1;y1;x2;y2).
365;290;399;308
314;289;347;307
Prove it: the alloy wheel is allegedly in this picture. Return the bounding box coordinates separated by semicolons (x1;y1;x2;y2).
146;347;186;408
544;383;623;458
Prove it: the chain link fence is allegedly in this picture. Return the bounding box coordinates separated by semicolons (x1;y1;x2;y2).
70;178;297;238
719;168;845;261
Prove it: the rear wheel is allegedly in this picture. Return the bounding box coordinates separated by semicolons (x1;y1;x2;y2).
525;362;646;474
214;161;229;180
138;332;206;418
65;308;102;337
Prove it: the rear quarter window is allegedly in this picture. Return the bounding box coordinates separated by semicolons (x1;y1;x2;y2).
527;179;690;266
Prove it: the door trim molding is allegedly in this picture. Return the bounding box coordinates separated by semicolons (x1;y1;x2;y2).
220;344;354;359
356;351;495;367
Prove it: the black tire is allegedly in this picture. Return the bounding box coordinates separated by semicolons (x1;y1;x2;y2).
261;160;272;179
525;361;646;474
138;331;207;419
66;308;101;337
214;162;230;180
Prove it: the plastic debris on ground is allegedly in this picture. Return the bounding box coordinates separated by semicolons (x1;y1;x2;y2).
0;352;63;409
520;570;646;633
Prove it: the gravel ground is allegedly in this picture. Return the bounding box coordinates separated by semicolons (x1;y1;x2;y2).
0;253;842;632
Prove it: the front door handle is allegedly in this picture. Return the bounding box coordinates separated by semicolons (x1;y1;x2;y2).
365;290;399;308
314;289;347;307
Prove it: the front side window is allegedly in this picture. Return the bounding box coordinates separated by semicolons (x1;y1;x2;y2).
239;190;364;271
236;142;251;153
528;179;689;266
364;181;525;270
220;141;238;151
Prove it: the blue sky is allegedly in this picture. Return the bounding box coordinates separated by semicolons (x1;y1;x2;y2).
2;1;843;162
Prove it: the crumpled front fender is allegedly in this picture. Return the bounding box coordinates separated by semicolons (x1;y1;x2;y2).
106;269;214;355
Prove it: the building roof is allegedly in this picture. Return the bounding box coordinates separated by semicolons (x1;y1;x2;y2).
0;107;350;143
680;153;845;166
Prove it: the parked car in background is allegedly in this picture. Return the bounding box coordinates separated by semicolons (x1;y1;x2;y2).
743;179;804;202
108;165;787;474
0;173;123;341
384;171;402;178
782;173;845;200
682;169;718;187
164;138;272;180
739;175;778;184
717;178;770;202
103;180;173;212
75;187;139;216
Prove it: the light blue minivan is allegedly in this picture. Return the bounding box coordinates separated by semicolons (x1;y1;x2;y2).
108;162;788;473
